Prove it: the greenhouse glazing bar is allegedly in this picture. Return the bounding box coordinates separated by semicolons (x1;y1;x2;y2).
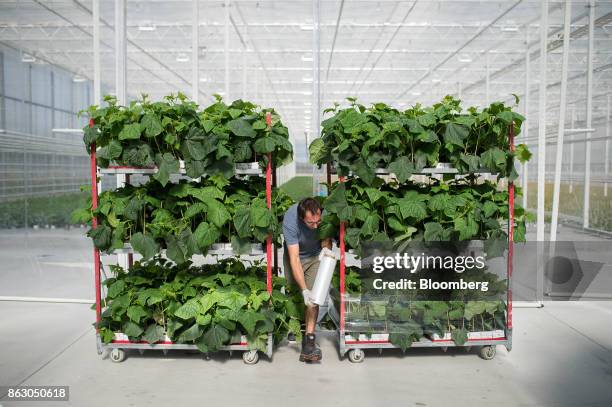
583;0;595;229
550;0;572;243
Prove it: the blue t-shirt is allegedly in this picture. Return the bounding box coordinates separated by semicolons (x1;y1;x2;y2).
282;203;322;260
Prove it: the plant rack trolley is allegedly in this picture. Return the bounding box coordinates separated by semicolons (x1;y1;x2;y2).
89;114;277;365
326;124;515;363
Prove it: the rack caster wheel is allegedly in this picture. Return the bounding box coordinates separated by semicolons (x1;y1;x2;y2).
347;349;365;363
110;348;126;363
242;350;259;365
479;345;496;360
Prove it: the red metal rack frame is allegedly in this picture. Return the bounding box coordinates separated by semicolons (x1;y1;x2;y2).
328;122;515;355
89;112;275;357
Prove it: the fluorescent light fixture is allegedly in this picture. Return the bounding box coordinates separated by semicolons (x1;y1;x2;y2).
431;79;441;84
300;25;314;31
72;75;87;83
21;53;35;63
411;91;421;96
304;109;311;113
304;102;312;106
301;54;313;62
501;24;519;32
199;77;208;82
302;76;313;83
138;22;156;31
458;54;472;63
302;91;313;95
176;53;189;62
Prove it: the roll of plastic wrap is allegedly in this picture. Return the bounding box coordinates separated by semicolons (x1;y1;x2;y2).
311;248;337;306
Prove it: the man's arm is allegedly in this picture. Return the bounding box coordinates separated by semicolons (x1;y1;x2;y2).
287;244;308;291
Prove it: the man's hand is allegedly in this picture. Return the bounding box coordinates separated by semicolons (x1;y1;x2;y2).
302;289;315;307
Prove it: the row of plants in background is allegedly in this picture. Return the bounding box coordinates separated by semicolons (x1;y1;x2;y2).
1;192;89;229
309;96;531;185
82;93;293;184
317;177;531;256
72;176;294;264
331;267;507;349
97;258;304;352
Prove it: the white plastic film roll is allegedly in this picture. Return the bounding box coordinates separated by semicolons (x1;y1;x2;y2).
311;248;337;306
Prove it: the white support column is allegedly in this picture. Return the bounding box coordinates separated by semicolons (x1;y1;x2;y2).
192;0;199;103
114;0;128;270
242;51;247;100
569;108;575;193
93;0;101;105
536;0;548;243
605;94;610;197
523;28;530;210
224;0;230;101
457;81;461;100
583;0;594;228
114;0;127;105
312;0;320;195
485;51;490;106
550;0;571;242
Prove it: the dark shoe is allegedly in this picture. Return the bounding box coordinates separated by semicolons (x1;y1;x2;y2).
299;333;322;362
287;332;296;342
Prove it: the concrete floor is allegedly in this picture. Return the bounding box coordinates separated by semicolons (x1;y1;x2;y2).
1;227;612;407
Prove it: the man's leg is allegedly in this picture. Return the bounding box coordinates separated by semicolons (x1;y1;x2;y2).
299;257;323;362
302;257;320;333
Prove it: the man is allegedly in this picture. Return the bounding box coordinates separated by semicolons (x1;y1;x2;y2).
283;197;331;362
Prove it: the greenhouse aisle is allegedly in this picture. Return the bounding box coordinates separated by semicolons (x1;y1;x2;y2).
0;301;611;407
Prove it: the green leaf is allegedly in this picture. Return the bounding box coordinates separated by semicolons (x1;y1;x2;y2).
202;324;230;351
460;154;480;172
227;117;256;138
238;310;266;336
174;298;201;320
228;108;243;119
143;324;165;344
443;122;468;147
126;305;148;323
130;232;159;261
141;113;163;137
250;204;272;228
515;143;532;163
118;123;142;140
88;225;112;250
202;198;230;228
481;147;506;173
309;138;328;164
154;152;179;186
233;207;252;238
122;321;144;338
360;214;379;237
323;183;347;214
397;198;427;221
235;141;253;162
193;222;220;251
177;323;203;342
464;301;487;320
184;139;207;161
389;156;415;183
97;139;123;161
454;215;479;240
166;319;183;339
107;280;126;298
451;328;468;346
483;201;498;217
253;137;276;154
217;290;248;310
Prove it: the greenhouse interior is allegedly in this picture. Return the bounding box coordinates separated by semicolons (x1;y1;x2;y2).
0;0;611;406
